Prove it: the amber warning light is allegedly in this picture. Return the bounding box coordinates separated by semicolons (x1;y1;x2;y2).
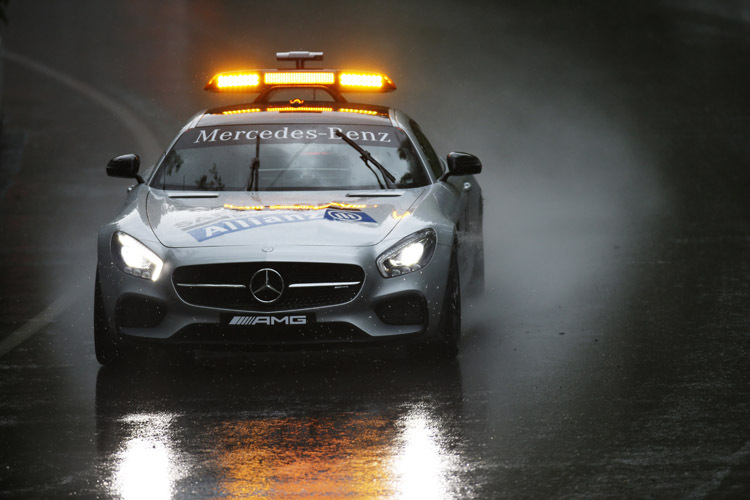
204;51;396;93
205;70;396;93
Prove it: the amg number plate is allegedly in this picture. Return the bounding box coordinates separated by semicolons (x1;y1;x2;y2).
222;313;315;326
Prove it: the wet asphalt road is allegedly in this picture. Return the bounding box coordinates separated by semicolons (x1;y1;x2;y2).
1;0;750;498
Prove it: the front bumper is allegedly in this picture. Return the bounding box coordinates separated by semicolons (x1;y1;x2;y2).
97;242;451;350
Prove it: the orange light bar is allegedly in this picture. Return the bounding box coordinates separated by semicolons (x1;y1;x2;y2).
338;108;380;116
222;108;262;115
224;202;370;211
204;72;261;92
266;106;333;113
340;72;384;88
206;69;396;93
264;72;335;85
338;72;395;91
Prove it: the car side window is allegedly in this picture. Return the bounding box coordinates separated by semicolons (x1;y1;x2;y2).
409;120;444;179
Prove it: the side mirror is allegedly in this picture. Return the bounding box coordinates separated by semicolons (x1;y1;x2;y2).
107;154;144;184
440;152;482;181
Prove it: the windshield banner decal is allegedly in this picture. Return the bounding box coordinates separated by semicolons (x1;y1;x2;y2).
176;125;397;150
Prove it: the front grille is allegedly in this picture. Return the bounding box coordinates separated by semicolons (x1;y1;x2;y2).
172;262;364;311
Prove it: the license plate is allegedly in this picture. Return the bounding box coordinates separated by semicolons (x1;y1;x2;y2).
222;313;315;326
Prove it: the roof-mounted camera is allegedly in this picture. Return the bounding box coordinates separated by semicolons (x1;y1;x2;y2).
275;51;324;69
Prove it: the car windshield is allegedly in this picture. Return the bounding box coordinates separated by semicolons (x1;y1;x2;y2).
151;124;429;191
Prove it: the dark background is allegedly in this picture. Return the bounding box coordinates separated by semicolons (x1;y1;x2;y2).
0;1;749;498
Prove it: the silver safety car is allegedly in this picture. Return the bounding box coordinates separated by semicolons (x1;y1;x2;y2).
95;51;483;365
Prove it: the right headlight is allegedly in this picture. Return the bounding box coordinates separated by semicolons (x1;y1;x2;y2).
111;231;164;281
376;228;437;278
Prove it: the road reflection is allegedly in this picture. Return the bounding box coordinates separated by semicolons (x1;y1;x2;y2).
95;352;463;499
112;412;185;500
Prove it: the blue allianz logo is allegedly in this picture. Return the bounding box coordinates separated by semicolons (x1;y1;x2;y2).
325;210;376;223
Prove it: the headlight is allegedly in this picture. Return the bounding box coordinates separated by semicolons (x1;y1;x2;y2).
112;232;164;281
377;228;437;278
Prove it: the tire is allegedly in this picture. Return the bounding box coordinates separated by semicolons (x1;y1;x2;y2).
472;198;485;296
437;252;461;358
94;272;124;366
473;239;485;296
405;252;461;360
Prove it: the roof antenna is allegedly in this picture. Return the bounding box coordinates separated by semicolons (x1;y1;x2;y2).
276;50;324;69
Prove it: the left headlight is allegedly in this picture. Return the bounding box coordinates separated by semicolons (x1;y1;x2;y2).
377;228;437;278
112;232;164;281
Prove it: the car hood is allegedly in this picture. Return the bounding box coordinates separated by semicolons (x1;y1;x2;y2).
147;189;425;248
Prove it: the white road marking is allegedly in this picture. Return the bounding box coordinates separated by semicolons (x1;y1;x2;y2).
0;50;162;357
3;50;162;158
686;440;750;499
0;292;80;358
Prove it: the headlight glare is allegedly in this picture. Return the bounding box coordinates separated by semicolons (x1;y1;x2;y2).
394;241;425;267
113;232;163;281
377;229;437;278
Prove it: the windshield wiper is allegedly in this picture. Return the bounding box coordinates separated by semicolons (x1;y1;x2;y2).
245;135;260;191
335;130;396;189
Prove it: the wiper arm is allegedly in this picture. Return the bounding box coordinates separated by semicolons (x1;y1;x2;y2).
335;130;396;189
245;135;260;191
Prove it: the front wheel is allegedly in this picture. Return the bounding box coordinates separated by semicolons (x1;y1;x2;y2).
406;253;461;360
438;253;462;358
94;272;124;366
472;238;485;296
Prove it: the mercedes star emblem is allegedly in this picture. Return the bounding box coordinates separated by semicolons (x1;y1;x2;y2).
249;268;284;303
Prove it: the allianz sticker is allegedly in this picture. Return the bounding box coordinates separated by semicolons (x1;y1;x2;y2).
187;208;377;242
324;210;376;223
